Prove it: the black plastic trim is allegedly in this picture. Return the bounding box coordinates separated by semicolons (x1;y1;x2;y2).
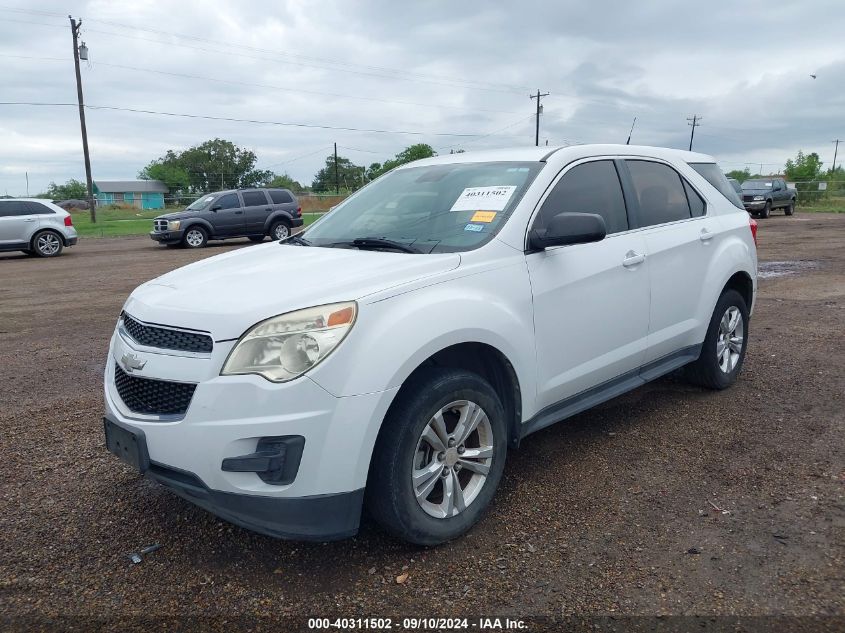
520;344;702;439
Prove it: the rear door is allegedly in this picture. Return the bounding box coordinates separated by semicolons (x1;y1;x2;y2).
526;159;651;409
621;159;716;362
209;193;245;236
0;200;37;247
240;190;273;234
24;200;62;231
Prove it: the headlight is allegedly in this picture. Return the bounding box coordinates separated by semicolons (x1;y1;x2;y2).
167;220;182;230
753;196;764;201
221;302;356;382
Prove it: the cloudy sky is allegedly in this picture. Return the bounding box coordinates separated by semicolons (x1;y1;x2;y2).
1;0;843;196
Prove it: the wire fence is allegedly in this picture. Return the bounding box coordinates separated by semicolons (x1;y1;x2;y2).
791;180;845;207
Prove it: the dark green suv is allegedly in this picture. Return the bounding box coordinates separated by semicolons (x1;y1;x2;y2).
150;188;303;248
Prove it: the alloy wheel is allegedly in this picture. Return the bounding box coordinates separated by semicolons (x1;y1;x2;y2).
274;224;290;240
185;229;204;247
37;233;61;256
716;306;744;373
412;400;494;519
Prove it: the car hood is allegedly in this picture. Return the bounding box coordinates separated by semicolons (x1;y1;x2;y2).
123;243;461;339
155;210;193;220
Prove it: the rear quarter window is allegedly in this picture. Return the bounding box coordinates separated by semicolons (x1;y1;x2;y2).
269;190;294;204
688;163;744;209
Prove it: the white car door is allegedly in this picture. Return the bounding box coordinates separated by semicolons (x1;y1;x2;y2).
622;159;718;362
0;200;37;247
526;159;651;411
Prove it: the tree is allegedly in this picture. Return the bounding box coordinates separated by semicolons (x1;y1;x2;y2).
784;151;823;182
367;144;436;180
725;168;751;183
139;153;190;193
267;172;307;193
140;139;273;194
40;179;87;200
311;154;365;192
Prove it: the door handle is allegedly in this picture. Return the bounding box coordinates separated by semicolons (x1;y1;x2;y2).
265;208;271;212
699;228;714;242
24;218;36;222
234;210;243;214
622;251;645;267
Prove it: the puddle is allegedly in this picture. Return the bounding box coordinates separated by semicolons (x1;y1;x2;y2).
758;260;819;279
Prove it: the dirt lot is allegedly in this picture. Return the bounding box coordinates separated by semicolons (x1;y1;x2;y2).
1;218;843;630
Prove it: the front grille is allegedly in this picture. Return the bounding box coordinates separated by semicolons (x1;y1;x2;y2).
153;219;168;232
742;195;754;202
114;364;197;416
122;313;213;354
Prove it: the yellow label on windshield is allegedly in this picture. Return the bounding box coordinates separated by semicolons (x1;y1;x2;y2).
471;211;497;223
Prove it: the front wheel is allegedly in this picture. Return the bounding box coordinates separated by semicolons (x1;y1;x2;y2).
182;226;208;248
366;368;508;546
760;201;771;219
686;289;749;390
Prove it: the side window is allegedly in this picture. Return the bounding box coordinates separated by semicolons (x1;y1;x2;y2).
269;190;293;204
214;194;241;210
0;201;27;217
626;160;691;227
682;180;706;217
242;191;269;206
24;201;55;214
536;160;629;234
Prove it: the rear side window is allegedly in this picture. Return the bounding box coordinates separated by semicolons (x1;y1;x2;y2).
536;160;629;234
683;181;706;217
215;194;241;210
0;200;28;217
242;191;269;206
269;190;293;204
688;162;744;209
626;160;691;227
24;201;55;214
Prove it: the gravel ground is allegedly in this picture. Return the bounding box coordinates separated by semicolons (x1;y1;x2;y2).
0;219;843;631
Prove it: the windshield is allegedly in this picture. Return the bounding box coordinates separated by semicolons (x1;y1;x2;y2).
302;161;543;253
186;195;216;211
742;180;772;189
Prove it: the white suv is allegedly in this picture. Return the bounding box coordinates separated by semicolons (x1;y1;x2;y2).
0;198;79;257
103;145;757;545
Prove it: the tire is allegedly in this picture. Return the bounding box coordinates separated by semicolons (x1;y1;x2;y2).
248;236;265;243
760;201;771;219
182;226;208;249
270;219;291;241
785;200;795;216
366;368;508;546
32;230;63;257
686;289;749;390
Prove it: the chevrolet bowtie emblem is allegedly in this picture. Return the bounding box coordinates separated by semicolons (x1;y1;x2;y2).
121;352;147;373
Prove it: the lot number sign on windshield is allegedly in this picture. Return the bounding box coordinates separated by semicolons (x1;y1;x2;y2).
450;186;517;212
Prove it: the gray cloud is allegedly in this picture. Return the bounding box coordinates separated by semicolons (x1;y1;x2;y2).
1;0;843;195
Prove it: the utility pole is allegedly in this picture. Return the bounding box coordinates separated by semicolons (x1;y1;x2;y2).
626;117;637;145
69;16;96;222
686;115;701;151
334;142;339;194
529;90;550;147
833;139;840;174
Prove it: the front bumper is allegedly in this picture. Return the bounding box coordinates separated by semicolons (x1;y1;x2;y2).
150;229;184;244
103;327;397;539
743;200;767;211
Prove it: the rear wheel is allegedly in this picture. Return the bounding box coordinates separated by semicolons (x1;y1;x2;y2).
270;220;290;241
366;368;507;546
686;289;749;390
760;201;771;218
785;200;795;216
182;226;208;248
32;230;63;257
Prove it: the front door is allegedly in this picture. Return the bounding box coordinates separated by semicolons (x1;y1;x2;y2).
209;192;245;236
526;159;651;410
240;190;273;234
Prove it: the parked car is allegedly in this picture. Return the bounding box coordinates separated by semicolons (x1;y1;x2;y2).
0;198;78;257
150;188;303;248
740;177;796;218
104;145;757;545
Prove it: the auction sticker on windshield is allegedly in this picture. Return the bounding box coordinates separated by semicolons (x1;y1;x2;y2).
450;186;517;212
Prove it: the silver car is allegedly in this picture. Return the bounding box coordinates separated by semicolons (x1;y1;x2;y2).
0;198;79;257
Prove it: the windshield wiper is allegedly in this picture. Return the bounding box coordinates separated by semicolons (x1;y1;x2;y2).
281;233;311;246
337;237;420;253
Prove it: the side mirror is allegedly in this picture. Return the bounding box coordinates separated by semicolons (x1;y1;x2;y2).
529;212;607;250
210;205;222;212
